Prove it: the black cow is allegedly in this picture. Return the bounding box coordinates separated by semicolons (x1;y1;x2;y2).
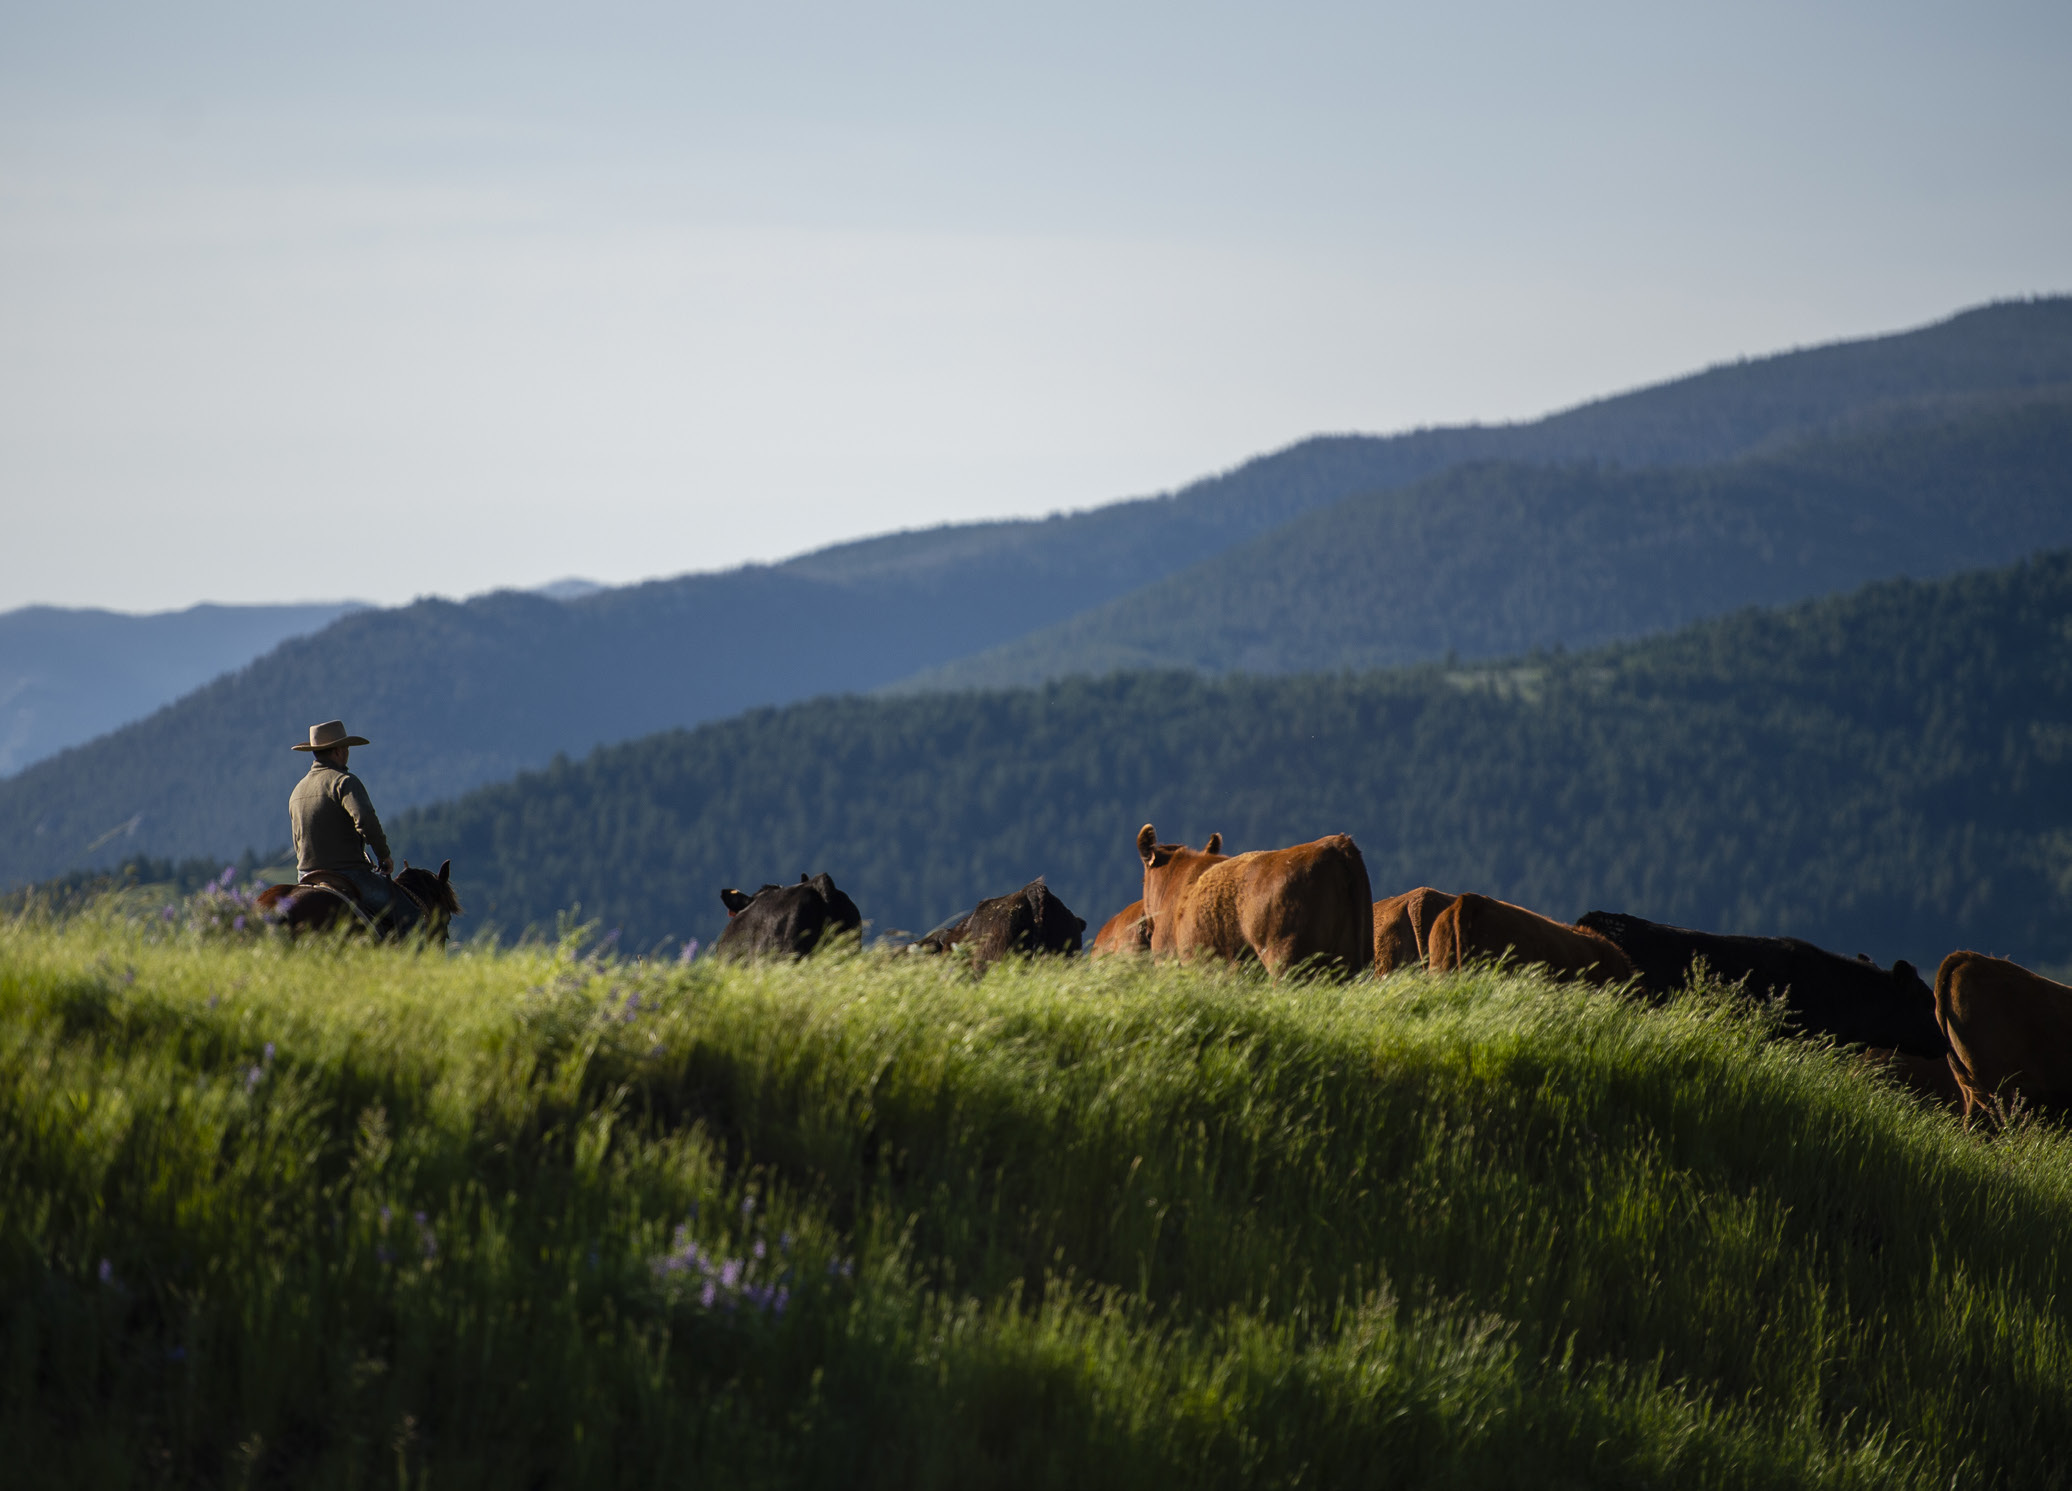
713;873;863;960
1576;910;1945;1059
914;878;1086;973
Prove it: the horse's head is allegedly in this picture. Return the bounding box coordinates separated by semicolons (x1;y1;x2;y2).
395;860;463;943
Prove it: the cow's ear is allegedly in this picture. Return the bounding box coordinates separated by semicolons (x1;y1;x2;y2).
1137;824;1160;867
721;887;753;916
438;860;451;884
800;872;810;883
1205;833;1222;855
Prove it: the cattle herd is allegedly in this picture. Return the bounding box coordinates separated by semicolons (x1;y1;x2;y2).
712;826;2072;1126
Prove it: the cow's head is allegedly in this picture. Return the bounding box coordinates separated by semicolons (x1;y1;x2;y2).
1137;823;1226;926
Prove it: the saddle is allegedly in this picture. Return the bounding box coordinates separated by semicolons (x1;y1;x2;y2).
295;870;427;934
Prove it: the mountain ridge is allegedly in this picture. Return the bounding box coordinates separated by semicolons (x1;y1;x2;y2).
4;297;2069;887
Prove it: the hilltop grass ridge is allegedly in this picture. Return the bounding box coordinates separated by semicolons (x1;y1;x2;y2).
7;910;2072;1486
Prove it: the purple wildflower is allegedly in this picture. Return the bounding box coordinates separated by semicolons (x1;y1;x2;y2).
679;938;699;962
219;866;237;888
232;915;245;932
753;1239;766;1260
244;1065;264;1093
720;1260;742;1288
263;1042;275;1063
380;1205;392;1225
162;906;176;922
700;1282;716;1308
98;1258;113;1284
772;1288;790;1317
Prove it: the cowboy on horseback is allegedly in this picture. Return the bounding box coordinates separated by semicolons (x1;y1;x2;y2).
289;719;397;920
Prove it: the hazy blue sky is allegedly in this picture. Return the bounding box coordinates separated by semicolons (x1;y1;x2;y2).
3;0;2067;610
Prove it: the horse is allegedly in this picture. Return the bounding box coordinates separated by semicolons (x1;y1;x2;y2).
255;860;463;944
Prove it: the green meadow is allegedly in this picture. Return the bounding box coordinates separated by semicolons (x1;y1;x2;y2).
5;910;2070;1488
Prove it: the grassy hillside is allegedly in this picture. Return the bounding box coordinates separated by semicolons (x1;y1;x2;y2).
8;916;2072;1486
0;601;360;778
394;552;2072;971
6;298;2071;890
906;391;2072;687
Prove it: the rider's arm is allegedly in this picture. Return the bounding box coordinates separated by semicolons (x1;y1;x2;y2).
335;772;393;873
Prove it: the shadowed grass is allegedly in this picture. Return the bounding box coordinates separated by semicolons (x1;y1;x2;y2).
3;909;2068;1486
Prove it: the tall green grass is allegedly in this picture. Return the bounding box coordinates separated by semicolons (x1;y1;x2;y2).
4;910;2069;1488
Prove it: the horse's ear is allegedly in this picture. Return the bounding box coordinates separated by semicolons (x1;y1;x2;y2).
438;860;450;883
800;872;809;883
721;888;753;916
1206;833;1222;854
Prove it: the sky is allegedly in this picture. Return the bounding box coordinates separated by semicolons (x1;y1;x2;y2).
2;0;2067;613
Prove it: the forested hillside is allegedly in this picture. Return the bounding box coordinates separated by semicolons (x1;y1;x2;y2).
907;391;2072;686
396;553;2072;973
4;297;2069;888
0;601;359;777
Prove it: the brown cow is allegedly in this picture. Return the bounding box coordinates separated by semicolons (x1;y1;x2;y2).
1090;900;1152;958
1373;887;1457;975
1427;894;1634;987
1137;826;1226;957
1935;951;2072;1120
1163;834;1374;978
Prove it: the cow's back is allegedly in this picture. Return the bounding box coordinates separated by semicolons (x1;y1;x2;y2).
1092;900;1151;958
1582;910;1943;1056
1430;894;1633;986
1937;951;2072;1117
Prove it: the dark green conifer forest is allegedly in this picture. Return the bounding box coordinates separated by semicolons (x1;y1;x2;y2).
397;553;2072;973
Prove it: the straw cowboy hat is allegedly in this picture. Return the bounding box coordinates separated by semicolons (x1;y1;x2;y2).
292;719;371;752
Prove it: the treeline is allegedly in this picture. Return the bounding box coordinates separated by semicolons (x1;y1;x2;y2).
397;552;2072;972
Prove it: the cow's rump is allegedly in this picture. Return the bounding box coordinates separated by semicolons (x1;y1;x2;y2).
1936;951;2072;1119
1374;887;1456;975
1429;895;1633;987
1170;834;1373;978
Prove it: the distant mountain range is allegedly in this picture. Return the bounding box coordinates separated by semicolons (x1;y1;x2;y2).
901;390;2072;687
0;602;362;778
394;551;2072;973
3;295;2071;889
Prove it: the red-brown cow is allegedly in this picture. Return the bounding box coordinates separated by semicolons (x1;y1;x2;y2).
1146;828;1373;979
1935;951;2072;1120
1427;894;1634;987
1373;887;1456;975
